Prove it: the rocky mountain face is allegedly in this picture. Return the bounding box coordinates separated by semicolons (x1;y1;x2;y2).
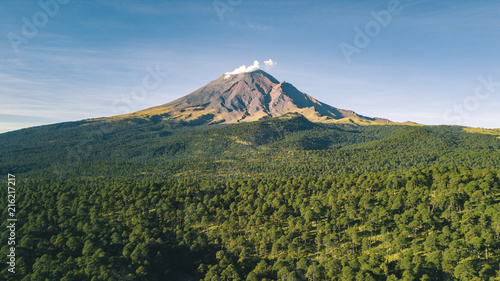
124;70;386;124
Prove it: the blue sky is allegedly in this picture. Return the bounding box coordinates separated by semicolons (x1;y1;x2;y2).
1;0;500;133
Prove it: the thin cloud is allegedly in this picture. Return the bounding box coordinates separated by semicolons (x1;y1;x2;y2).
264;59;277;70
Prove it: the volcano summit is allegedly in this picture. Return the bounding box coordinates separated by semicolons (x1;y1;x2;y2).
122;70;394;125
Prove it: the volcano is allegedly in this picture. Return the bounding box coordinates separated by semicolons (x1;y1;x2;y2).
121;69;392;125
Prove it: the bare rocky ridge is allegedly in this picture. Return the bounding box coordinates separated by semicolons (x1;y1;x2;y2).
125;70;395;125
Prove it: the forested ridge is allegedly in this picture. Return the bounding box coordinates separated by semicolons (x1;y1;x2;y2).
1;114;500;280
1;114;499;179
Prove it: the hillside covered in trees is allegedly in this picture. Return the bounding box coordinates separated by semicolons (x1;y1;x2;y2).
1;114;500;280
1;168;500;280
1;114;499;179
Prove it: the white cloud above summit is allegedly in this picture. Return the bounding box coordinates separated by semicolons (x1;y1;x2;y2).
224;59;277;78
264;59;277;70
